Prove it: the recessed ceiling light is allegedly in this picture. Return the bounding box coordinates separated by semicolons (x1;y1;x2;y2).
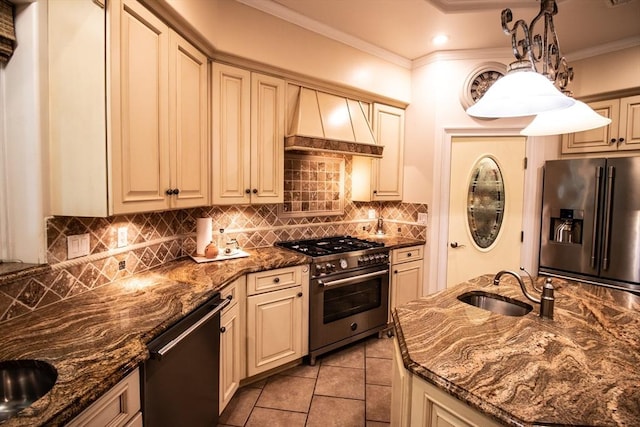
432;34;449;46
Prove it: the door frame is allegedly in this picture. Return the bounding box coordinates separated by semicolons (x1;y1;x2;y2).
428;127;556;294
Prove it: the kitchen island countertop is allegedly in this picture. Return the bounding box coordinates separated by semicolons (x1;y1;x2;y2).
393;274;640;426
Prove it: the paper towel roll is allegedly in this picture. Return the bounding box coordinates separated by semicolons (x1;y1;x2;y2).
196;218;213;256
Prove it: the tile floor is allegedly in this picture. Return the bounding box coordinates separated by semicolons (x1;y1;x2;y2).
218;335;394;427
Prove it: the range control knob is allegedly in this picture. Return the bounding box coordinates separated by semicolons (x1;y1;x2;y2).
339;259;348;269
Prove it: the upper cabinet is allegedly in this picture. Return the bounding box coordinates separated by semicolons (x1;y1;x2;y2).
352;103;405;202
211;63;285;205
111;0;209;213
561;95;640;154
49;0;209;217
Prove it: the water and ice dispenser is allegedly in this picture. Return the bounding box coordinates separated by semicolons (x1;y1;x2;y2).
549;208;583;244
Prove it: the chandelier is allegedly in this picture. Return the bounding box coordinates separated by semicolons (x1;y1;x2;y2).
466;0;611;136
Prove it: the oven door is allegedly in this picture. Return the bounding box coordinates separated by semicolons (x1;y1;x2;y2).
310;265;389;352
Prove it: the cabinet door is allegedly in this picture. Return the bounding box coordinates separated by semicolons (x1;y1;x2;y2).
561;99;619;154
211;63;251;204
247;286;304;376
169;32;209;208
391;259;423;312
250;73;285;203
391;338;411;427
110;0;170;214
220;302;242;414
372;104;405;201
618;95;640;151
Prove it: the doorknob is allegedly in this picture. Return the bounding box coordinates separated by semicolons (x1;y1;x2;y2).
450;242;465;248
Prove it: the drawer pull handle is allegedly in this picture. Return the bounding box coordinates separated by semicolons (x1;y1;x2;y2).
407;253;412;257
273;277;280;283
297;292;303;297
220;326;226;333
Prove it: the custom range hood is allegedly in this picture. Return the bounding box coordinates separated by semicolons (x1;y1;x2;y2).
286;88;383;158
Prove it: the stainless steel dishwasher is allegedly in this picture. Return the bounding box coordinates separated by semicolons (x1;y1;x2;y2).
143;293;230;426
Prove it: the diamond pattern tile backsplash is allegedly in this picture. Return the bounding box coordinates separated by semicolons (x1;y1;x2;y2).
0;157;427;323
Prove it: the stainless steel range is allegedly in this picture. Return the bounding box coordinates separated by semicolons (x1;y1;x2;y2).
276;236;390;365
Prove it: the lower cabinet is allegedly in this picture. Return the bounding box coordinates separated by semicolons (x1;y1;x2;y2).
392;338;502;427
390;245;424;320
66;368;142;427
246;266;309;377
219;277;246;414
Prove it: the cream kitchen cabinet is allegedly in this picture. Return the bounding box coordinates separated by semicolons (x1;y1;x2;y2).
392;340;501;427
352;103;405;202
49;0;209;216
246;265;309;377
211;63;285;205
390;245;424;320
66;368;142;427
561;94;640;154
219;277;246;414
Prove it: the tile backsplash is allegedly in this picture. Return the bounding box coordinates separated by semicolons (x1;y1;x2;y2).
0;155;427;323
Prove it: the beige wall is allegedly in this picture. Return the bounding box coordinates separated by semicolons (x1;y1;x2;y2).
161;0;412;103
570;46;640;98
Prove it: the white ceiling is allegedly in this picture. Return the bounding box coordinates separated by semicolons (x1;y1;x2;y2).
239;0;640;66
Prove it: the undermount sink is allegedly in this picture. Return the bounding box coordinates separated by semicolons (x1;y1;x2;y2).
457;291;533;317
0;359;58;422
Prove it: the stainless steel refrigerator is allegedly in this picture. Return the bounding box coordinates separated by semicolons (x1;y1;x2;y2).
539;157;640;293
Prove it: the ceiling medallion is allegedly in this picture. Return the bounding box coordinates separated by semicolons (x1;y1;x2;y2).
459;62;507;110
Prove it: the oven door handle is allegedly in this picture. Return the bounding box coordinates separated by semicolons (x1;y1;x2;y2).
318;269;389;288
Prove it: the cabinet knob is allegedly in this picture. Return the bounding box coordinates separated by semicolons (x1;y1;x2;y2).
273;277;280;283
220;326;226;333
407;253;412;257
165;189;173;195
252;188;258;194
373;190;377;194
297;292;303;297
245;189;251;194
394;270;398;274
619;137;625;144
172;188;180;195
611;138;617;144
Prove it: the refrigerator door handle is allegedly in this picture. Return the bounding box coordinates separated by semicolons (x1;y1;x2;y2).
601;166;615;271
590;166;603;269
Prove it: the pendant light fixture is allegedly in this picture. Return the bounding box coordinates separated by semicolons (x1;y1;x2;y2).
467;0;611;136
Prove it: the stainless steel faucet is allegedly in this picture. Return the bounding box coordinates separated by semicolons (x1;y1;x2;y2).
493;270;555;319
375;216;384;235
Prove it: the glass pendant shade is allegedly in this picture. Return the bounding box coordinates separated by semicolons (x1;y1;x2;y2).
466;66;575;118
520;100;612;136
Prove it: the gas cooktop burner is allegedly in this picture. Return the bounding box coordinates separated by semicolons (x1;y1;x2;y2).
276;236;384;257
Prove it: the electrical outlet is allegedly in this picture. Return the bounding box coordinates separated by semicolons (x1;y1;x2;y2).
118;260;126;270
417;213;428;225
367;209;376;219
67;234;90;259
117;227;128;248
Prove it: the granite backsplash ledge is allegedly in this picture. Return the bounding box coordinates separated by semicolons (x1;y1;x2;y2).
0;201;427;324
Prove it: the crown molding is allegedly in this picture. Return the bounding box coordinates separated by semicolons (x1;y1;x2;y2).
566;36;640;61
411;48;510;69
234;0;412;69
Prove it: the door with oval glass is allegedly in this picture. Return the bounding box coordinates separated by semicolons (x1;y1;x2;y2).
446;136;525;288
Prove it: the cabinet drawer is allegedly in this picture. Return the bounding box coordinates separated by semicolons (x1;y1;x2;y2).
220;276;245;311
392;245;424;264
247;266;303;295
66;368;141;427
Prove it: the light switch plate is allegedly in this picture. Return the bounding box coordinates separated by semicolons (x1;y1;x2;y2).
417;213;428;225
117;227;128;248
368;209;376;219
67;233;90;259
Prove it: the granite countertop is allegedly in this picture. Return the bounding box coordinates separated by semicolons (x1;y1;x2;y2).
393;274;640;426
361;234;425;249
0;247;310;427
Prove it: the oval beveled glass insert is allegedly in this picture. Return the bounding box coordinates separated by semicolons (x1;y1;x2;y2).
467;156;505;249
